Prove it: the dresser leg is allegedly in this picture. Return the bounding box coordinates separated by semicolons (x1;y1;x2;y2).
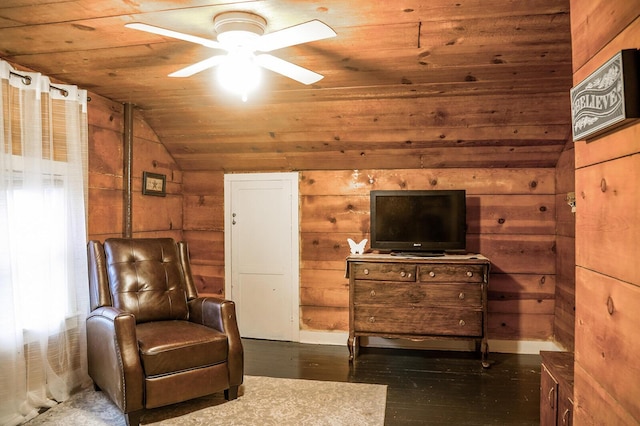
481;339;490;368
348;335;359;362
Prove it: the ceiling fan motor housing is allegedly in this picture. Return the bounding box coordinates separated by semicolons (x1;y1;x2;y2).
214;12;267;46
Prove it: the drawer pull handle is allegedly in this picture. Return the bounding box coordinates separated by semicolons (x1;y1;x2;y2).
368;317;376;323
363;268;369;275
429;271;436;277
370;290;376;297
562;408;570;424
466;271;473;277
548;387;555;408
459;319;465;326
459;292;465;300
400;271;406;277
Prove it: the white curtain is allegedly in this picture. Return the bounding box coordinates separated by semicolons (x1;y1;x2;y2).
0;60;91;425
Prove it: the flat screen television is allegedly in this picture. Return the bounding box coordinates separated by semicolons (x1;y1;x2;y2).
369;189;467;256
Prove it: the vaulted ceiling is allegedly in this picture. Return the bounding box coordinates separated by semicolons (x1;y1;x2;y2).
0;0;573;172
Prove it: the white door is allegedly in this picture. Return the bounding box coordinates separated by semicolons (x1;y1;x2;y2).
224;173;299;341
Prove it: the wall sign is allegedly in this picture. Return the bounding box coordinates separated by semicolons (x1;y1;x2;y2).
142;171;166;196
571;49;639;142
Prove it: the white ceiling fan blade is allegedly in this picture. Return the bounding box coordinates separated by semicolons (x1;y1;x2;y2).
257;20;336;52
125;22;223;50
255;54;324;85
169;55;226;77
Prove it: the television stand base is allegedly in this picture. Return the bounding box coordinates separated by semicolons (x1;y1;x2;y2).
391;251;445;257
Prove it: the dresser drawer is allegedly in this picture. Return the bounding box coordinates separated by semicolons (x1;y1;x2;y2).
354;281;482;308
351;262;416;282
354;306;483;337
418;264;485;283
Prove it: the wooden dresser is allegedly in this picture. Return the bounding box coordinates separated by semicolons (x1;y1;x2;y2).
346;253;490;367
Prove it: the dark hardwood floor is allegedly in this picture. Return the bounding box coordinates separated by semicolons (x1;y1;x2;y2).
242;338;541;425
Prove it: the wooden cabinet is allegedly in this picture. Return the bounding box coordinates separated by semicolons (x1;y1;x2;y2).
346;254;490;367
540;351;574;426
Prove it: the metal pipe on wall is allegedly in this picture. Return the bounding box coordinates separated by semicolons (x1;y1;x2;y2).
123;103;133;238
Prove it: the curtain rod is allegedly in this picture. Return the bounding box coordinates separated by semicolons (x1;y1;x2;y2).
8;70;91;101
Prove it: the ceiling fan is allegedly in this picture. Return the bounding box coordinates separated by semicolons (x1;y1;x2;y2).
125;12;336;87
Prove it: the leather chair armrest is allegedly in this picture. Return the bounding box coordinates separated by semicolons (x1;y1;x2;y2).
188;297;244;386
86;307;144;414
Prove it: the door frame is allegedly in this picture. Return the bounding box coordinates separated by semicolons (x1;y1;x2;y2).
223;172;300;342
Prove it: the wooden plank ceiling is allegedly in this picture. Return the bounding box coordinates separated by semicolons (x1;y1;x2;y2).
0;0;573;172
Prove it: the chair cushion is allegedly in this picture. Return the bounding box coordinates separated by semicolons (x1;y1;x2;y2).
136;321;229;377
103;238;189;323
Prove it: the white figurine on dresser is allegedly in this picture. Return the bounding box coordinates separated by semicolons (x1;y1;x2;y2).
347;238;368;255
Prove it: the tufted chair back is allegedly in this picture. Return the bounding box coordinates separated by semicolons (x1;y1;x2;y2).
103;238;190;323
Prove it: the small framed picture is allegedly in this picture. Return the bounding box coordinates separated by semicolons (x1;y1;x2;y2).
142;171;166;197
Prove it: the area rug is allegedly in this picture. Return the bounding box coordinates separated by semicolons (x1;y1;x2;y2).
26;375;387;425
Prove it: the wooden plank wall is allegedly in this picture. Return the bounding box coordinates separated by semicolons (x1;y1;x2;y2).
180;168;558;341
182;171;226;296
87;94;182;242
554;141;576;351
570;0;640;423
298;168;557;340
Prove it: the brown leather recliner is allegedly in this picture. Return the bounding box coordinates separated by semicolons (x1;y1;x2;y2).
86;238;243;426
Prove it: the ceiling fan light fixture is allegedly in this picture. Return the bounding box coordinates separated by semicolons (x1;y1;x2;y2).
217;51;262;102
213;11;266;100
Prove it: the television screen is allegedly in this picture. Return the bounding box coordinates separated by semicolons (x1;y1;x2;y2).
370;190;466;255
